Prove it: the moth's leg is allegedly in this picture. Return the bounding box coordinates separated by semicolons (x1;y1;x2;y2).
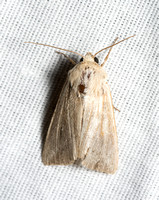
113;106;120;112
55;51;76;65
101;37;118;67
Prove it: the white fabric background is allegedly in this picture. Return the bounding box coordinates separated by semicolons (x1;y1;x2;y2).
1;0;158;199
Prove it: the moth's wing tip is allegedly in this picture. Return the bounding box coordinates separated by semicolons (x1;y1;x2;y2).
82;160;118;174
42;162;48;166
41;155;56;166
101;163;118;174
104;168;118;174
42;159;75;166
88;166;118;174
42;151;75;166
41;150;52;165
41;156;49;165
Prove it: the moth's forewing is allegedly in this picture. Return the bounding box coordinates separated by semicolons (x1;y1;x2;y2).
42;81;77;165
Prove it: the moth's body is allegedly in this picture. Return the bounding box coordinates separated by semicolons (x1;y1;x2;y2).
26;36;135;174
42;53;118;174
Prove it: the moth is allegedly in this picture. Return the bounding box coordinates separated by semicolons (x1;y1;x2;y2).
25;35;135;174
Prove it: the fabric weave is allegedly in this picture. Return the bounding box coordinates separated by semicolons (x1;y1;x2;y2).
1;0;158;199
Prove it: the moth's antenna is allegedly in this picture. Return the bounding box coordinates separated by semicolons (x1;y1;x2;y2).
94;35;135;56
24;42;84;57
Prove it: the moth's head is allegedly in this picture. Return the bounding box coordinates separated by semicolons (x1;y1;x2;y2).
80;52;99;64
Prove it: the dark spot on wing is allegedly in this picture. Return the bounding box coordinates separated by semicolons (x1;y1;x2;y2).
78;84;85;94
87;73;91;79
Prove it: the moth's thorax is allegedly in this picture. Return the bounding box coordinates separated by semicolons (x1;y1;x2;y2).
68;61;108;97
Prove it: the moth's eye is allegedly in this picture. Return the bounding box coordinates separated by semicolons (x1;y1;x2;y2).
80;57;83;62
94;57;99;63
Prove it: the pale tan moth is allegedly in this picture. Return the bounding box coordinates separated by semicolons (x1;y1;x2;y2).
25;35;135;174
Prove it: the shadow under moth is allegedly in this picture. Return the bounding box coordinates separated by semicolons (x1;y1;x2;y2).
25;35;135;174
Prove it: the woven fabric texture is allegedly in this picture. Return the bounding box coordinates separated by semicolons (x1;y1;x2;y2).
1;0;158;199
